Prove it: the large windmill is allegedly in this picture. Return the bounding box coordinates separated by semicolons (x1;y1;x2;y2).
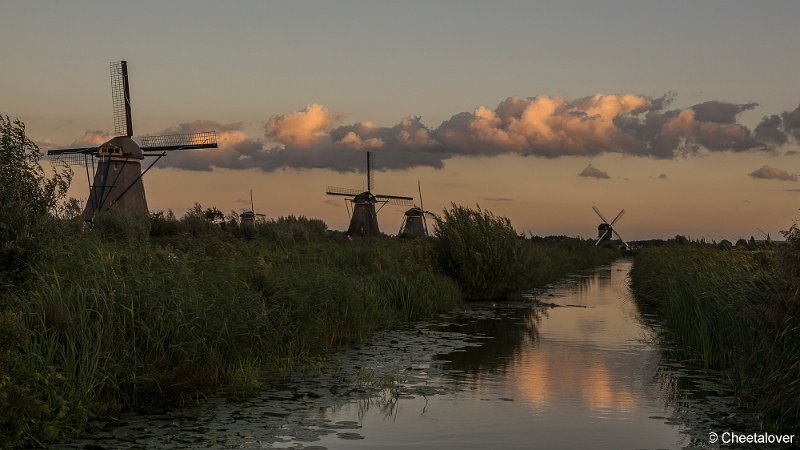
398;181;436;237
592;206;629;250
326;152;413;236
47;61;218;222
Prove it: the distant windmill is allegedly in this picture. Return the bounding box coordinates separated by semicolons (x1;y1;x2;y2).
326;152;413;236
240;189;266;226
47;61;218;222
593;206;629;250
399;181;436;237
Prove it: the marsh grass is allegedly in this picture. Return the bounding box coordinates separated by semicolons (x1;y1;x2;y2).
0;206;615;447
630;244;798;433
434;204;617;299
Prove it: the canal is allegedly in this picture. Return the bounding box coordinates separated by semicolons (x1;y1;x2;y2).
64;259;760;449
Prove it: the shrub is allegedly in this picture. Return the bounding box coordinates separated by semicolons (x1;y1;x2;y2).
0;115;70;282
433;204;528;299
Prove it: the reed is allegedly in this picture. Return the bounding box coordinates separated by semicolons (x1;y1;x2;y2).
1;204;613;447
630;243;798;433
433;204;618;299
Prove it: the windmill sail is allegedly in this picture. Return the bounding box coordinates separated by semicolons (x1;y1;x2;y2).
46;60;218;222
139;132;218;152
111;61;133;137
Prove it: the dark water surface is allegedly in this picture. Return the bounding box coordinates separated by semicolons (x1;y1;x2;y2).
63;259;763;450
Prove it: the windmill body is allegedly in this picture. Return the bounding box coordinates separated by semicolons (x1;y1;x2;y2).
47;61;218;222
398;182;435;237
326;152;412;237
82;136;148;220
348;192;381;236
399;207;427;237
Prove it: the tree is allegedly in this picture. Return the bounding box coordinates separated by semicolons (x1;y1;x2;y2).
0;116;70;278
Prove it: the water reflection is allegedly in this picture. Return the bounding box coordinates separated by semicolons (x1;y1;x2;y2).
435;261;651;420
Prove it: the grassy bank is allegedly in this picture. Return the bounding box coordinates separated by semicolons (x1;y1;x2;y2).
0;205;616;447
630;243;799;433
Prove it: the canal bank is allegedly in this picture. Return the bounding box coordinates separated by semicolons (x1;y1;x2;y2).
62;260;763;449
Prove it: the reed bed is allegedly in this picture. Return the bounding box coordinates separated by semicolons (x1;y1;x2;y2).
0;206;614;447
630;243;799;434
433;204;618;299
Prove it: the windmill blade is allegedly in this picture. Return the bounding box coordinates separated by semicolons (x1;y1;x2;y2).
610;209;626;226
138;132;218;151
110;61;133;137
612;229;629;247
326;186;362;197
376;196;413;206
47;147;98;167
418;180;425;213
592;206;610;224
47;147;98;156
375;194;414;201
367;151;374;192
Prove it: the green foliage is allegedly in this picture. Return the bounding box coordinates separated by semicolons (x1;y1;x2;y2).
92;209;151;241
433;204;617;299
433;204;528;299
0;115;70;281
630;245;798;433
148;210;179;236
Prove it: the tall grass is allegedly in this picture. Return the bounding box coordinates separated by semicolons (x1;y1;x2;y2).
434;204;618;299
630;244;799;433
0;205;616;447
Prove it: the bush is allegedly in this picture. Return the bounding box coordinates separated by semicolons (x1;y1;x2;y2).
433;204;529;299
0;116;70;282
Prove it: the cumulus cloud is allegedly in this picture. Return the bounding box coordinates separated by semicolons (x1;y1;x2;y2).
71;95;800;173
264;103;339;148
748;165;797;182
71;129;117;147
579;164;610;179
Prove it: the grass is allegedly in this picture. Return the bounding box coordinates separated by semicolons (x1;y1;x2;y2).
433;204;618;299
0;206;616;447
630;242;799;434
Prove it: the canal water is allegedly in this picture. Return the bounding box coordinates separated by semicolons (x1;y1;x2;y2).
64;259;762;450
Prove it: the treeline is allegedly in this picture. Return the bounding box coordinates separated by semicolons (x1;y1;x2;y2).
630;231;800;434
0;116;617;447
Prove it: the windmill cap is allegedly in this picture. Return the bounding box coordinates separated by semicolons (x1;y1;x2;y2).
101;136;144;159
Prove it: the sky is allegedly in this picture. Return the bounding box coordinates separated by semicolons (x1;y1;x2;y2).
2;0;799;240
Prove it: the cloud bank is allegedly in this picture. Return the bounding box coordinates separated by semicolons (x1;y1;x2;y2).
135;95;800;173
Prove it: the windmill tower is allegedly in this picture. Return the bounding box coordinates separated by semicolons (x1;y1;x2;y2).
47;61;218;222
592;206;629;250
399;181;436;237
326;152;413;236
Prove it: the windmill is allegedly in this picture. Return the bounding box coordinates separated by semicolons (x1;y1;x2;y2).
399;181;436;237
240;189;267;226
326;151;413;236
592;206;629;250
47;61;218;222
